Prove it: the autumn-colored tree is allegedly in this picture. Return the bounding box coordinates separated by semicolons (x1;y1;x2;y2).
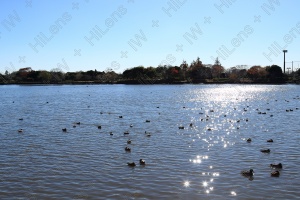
211;58;224;78
247;65;267;81
180;60;188;80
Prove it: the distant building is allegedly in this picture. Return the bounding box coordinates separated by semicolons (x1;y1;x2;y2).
19;67;33;73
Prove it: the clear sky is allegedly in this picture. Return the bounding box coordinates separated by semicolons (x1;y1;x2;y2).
0;0;299;74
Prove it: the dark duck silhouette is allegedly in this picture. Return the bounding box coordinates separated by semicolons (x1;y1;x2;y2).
127;162;136;167
241;169;254;177
139;159;146;165
270;163;282;169
261;149;270;153
271;170;280;177
125;147;131;152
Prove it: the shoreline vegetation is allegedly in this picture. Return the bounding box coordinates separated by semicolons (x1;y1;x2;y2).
1;57;299;85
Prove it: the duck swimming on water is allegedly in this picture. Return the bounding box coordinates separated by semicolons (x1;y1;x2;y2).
270;163;282;169
260;149;270;153
125;147;131;152
127;162;136;167
139;159;146;165
271;170;280;177
241;169;254;177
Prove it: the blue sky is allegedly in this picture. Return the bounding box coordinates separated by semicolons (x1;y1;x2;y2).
0;0;299;74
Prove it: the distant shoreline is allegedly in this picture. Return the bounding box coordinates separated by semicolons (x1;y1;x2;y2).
0;80;297;85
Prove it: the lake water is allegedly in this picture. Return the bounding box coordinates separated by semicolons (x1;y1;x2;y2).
0;84;299;199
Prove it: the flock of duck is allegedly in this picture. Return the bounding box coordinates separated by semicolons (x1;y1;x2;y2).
59;117;151;168
242;136;283;178
240;96;299;180
16;94;299;180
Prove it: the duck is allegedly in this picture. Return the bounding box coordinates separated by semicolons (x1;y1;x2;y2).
139;159;146;165
18;129;23;133
119;116;123;118
241;169;254;177
127;162;136;167
146;133;151;137
73;125;76;128
270;163;282;169
189;123;193;127
178;126;184;129
145;120;150;123
109;132;113;135
125;147;131;152
267;139;273;142
62;128;67;132
127;140;131;144
98;126;102;129
207;128;212;131
260;149;270;153
130;124;133;127
124;131;129;135
19;118;23;120
76;122;80;125
246;138;251;143
271;170;280;177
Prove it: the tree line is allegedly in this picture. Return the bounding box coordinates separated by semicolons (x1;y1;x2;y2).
1;57;299;84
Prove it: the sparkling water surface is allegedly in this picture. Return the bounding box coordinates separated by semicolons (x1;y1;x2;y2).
0;84;299;199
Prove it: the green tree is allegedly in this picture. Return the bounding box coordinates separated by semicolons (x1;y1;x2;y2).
38;71;51;83
266;65;284;83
